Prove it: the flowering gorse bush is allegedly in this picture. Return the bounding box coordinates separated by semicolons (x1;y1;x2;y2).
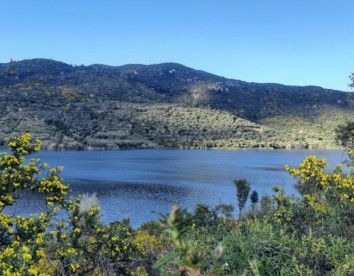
0;134;145;275
286;151;354;213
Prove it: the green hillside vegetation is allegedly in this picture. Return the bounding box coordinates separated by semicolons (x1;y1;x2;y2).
0;134;353;275
0;59;353;150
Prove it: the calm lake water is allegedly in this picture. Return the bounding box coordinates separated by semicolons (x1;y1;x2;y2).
4;149;346;228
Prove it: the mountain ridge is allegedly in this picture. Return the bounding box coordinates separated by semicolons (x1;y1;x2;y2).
0;58;352;150
0;58;347;92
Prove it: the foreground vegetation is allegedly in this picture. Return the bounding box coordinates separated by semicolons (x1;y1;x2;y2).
0;133;353;275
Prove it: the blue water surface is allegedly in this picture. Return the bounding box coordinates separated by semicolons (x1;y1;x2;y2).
4;149;346;227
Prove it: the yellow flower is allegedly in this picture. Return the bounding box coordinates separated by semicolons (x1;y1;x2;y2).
23;253;32;261
28;267;39;275
70;263;80;272
36;233;45;244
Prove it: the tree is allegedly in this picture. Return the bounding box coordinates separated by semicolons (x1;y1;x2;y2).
234;179;251;218
250;190;259;207
349;73;354;89
334;74;354;149
335;121;354;149
4;59;17;76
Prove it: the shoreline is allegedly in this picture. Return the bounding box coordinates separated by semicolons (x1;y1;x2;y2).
0;145;344;152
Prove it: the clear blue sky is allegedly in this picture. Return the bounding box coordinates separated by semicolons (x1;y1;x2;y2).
1;0;353;91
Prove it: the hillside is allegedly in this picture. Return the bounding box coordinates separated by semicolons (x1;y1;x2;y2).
0;58;353;150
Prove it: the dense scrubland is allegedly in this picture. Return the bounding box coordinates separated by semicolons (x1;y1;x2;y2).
1;59;353;150
0;131;353;275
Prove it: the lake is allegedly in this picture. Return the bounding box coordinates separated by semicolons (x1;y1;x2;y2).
4;149;346;228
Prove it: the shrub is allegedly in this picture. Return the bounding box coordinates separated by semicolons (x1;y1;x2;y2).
0;134;145;275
